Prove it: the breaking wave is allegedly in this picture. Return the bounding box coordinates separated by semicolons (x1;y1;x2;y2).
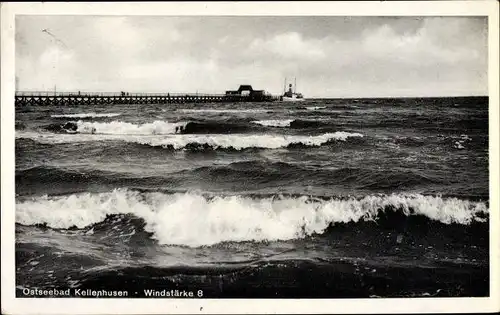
16;131;363;150
306;106;327;110
252;119;294;127
16;189;488;247
51;113;121;118
44;120;255;135
75;120;188;135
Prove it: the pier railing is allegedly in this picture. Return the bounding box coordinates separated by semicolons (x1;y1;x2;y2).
15;91;227;97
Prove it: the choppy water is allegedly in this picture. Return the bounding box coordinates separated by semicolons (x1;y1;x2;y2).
15;97;489;298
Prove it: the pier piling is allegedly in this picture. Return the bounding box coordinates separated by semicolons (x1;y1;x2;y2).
15;91;280;106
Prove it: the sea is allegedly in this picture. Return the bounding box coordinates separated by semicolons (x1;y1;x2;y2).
14;96;489;298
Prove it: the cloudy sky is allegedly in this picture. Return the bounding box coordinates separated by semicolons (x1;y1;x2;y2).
16;16;488;98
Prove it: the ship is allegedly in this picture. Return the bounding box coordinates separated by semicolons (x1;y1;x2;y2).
281;78;305;102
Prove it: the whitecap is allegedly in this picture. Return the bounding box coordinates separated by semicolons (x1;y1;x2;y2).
16;131;363;150
16;189;488;247
251;119;294;128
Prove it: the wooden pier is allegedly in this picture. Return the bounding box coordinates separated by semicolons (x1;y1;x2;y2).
15;91;279;106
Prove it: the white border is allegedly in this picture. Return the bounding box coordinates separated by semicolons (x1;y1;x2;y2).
1;1;499;314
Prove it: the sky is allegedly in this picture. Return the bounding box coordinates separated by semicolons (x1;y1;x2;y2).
15;16;488;98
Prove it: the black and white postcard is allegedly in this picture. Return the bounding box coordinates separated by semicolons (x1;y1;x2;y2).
1;1;499;314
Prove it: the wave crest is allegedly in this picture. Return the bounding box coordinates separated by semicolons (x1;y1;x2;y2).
75;120;188;135
16;131;363;150
16;189;488;247
252;119;294;127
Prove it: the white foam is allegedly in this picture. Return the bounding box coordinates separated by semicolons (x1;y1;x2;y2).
75;120;188;135
453;134;471;150
16;189;488;247
252;119;294;127
454;141;465;149
51;113;121;118
16;131;363;150
306;106;327;110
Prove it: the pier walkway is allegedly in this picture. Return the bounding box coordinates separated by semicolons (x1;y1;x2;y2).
15;91;279;106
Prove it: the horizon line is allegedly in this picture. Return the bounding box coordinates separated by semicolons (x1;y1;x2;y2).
13;89;488;100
